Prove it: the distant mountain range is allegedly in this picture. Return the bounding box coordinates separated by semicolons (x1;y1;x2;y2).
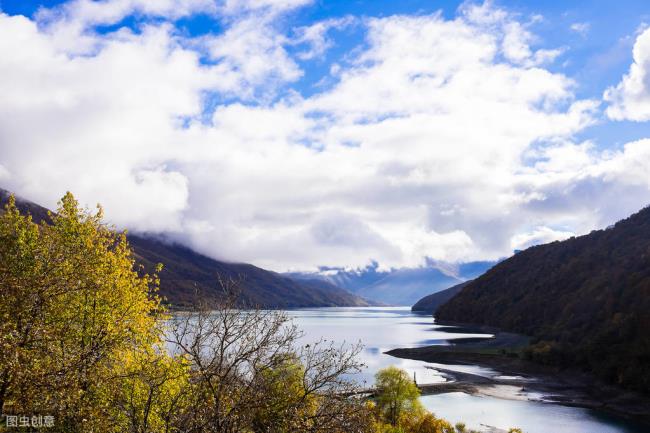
436;205;650;394
288;261;496;305
0;189;372;309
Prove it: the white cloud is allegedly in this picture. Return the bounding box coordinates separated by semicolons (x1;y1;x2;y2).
459;0;507;26
511;226;575;251
203;16;302;98
221;0;313;16
33;0;218;54
36;0;217;26
605;26;650;121
0;164;10;181
570;22;590;37
460;1;564;67
1;1;650;272
292;16;355;60
0;13;209;231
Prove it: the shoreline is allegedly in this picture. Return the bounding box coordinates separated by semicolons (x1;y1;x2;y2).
386;335;650;427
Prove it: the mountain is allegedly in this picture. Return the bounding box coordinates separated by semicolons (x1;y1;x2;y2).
0;189;371;309
437;206;650;394
287;263;389;293
289;261;496;305
127;235;373;308
411;281;470;314
354;267;461;306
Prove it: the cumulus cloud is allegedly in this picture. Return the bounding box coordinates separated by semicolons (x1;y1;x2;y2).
461;0;564;67
203;16;303;97
1;0;649;272
605;26;650;121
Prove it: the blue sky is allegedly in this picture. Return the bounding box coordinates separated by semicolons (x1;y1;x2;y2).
3;0;646;88
4;0;649;146
1;0;650;271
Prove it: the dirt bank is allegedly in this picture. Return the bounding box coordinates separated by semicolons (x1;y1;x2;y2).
387;333;650;426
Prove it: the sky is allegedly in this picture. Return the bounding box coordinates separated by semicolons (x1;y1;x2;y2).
1;0;650;272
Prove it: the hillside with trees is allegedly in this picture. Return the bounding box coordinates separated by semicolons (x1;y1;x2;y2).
0;188;371;308
437;205;650;394
411;282;469;314
128;234;372;308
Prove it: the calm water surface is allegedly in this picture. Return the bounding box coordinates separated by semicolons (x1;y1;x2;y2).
287;307;646;433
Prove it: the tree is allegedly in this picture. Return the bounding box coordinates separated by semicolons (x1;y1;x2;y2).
166;282;373;433
109;346;190;433
411;413;455;433
0;193;185;432
374;366;421;427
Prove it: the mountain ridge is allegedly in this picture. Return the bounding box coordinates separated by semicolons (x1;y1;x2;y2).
411;281;470;314
437;204;650;394
289;261;496;305
0;188;372;309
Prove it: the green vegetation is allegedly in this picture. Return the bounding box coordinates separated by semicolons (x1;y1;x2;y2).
437;205;650;394
371;365;470;433
370;367;523;433
375;366;421;427
0;193;502;433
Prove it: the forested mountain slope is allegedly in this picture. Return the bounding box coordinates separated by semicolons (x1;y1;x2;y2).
0;189;371;308
411;281;469;314
437;206;650;393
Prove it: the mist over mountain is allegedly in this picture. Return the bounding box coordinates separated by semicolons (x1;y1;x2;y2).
288;260;496;305
0;189;371;309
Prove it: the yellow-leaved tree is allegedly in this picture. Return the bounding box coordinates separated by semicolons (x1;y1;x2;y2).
0;193;188;433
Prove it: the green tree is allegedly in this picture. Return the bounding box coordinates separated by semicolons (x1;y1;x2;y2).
374;366;421;427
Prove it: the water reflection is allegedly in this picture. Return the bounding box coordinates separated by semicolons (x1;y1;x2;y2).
286;306;647;433
287;306;490;385
421;392;646;433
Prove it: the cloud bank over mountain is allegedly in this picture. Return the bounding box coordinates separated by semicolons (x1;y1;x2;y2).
1;0;650;271
605;26;650;121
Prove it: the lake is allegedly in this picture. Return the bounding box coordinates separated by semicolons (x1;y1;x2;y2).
287;307;646;433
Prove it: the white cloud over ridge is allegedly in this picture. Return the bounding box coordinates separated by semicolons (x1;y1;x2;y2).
605;26;650;121
1;0;650;272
